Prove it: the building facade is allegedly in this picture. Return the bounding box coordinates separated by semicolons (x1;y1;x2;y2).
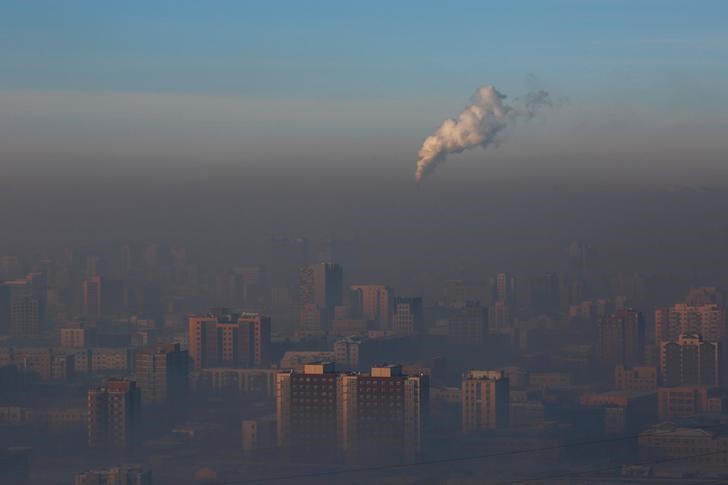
660;333;720;387
276;362;428;463
188;312;271;369
87;378;141;450
597;309;645;368
461;370;510;432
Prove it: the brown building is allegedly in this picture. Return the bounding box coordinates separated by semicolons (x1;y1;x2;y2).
339;364;428;463
657;386;727;419
392;297;423;335
351;285;393;330
3;347;75;382
597;308;645;368
87;378;141;450
60;326;95;348
580;390;657;435
655;303;726;344
134;343;188;406
187;312;271;369
298;263;343;332
276;362;340;459
615;365;657;391
660;333;720;387
461;370;510;432
276;362;428;463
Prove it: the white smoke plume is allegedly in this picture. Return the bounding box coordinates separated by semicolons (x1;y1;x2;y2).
415;85;551;182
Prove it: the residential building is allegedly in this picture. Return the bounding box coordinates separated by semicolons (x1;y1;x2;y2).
187;312;271;369
461;370;510;432
660;333;720;387
87;378;141;450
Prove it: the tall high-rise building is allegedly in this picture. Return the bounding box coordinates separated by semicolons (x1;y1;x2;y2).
134;343;189;406
83;276;102;320
489;273;517;331
655;304;726;344
298;263;343;332
392;297;423;335
188;312;271;369
5;273;46;338
87;378;141;450
448;302;488;345
597;308;645;367
339;365;428;463
660;333;720;387
461;370;510;432
276;362;428;463
494;272;517;305
350;285;393;330
276;362;340;459
0;284;11;335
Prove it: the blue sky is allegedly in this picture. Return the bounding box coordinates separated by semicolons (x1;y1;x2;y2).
2;1;728;182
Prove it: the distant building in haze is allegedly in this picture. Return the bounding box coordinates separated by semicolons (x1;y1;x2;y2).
528;272;560;316
74;465;152;485
448;302;488;345
392;297;423;335
350;285;393;330
298;263;343;333
615;365;657;392
597;309;645;368
134;343;188;406
461;370;509;432
660;333;720;387
655;303;726;344
5;273;46;338
83;276;102;320
187;312;271;369
657;386;727;419
87;378;141;450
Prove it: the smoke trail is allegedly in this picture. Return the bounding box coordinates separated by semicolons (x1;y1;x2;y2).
415;85;550;182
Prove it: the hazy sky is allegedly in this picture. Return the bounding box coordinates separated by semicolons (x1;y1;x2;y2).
2;0;728;183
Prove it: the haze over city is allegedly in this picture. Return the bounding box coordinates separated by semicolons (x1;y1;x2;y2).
2;1;728;485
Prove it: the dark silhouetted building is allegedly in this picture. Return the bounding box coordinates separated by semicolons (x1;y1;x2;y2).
88;378;141;450
462;370;509;432
660;333;720;387
134;343;188;406
83;276;102;321
188;312;271;369
276;362;428;463
5;273;46;338
597;309;645;368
